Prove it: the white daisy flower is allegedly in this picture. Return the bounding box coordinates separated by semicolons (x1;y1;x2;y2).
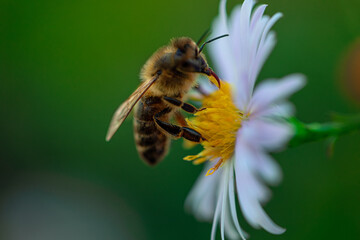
184;0;306;239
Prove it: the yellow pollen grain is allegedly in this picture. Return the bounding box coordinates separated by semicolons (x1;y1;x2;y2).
184;81;243;176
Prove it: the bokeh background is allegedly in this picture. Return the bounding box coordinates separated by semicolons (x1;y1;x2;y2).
1;0;360;239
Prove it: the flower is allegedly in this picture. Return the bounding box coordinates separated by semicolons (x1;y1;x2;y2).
184;0;306;239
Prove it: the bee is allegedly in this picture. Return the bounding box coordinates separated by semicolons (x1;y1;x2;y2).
106;35;228;165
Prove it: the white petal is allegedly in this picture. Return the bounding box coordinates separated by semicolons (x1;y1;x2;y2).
185;163;221;221
250;4;267;31
227;161;248;240
186;90;204;102
196;75;218;96
225;2;283;112
209;0;238;87
249;74;306;116
210;0;286;112
209;18;236;85
234;140;286;234
241;119;293;151
257;102;295;118
253;150;283;185
227;0;257;110
221;162;247;240
231;0;254;70
249;13;283;96
234;138;271;203
211;177;224;240
237;125;283;185
220;164;230;240
224;207;245;240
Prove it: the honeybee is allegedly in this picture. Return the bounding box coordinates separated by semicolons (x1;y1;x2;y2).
106;35;228;165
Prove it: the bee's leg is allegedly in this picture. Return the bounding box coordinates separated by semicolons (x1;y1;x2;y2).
163;96;205;114
154;109;205;143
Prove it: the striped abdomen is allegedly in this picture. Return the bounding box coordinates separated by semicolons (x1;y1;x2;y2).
133;96;172;165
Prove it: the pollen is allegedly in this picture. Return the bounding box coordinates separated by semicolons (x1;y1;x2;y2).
184;81;245;176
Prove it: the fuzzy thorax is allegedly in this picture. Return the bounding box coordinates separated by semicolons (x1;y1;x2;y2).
184;81;246;176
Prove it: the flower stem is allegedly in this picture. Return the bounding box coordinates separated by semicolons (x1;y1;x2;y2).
288;115;360;147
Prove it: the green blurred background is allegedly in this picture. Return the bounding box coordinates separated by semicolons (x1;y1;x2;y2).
1;0;360;239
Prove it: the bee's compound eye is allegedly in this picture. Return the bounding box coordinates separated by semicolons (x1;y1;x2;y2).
176;49;184;57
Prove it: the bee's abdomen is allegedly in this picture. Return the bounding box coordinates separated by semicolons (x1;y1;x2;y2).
133;97;170;165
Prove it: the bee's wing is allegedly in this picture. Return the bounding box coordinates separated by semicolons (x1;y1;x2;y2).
106;72;161;141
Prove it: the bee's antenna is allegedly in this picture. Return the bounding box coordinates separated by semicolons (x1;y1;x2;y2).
196;28;211;46
199;34;229;53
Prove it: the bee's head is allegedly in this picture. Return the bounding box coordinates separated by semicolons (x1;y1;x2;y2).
171;35;228;86
171;37;208;73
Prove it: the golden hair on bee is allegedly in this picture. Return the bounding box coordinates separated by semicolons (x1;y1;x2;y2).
106;35;228;165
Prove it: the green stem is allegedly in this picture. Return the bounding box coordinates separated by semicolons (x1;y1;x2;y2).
288;116;360;147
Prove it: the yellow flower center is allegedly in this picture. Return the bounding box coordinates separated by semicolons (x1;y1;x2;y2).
184;81;245;176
